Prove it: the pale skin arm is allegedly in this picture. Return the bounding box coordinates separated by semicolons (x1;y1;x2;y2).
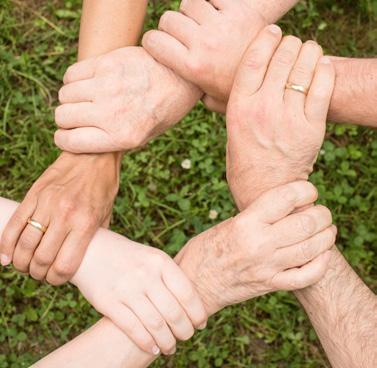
0;198;155;368
248;0;300;23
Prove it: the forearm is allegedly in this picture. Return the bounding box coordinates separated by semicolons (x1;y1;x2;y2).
295;247;377;368
33;318;153;368
328;57;377;127
78;0;148;60
249;0;299;23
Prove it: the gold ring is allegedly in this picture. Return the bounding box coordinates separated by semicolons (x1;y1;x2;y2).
285;82;309;96
27;218;47;234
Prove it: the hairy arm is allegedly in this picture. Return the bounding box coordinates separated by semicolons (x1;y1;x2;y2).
295;248;377;368
328;57;377;127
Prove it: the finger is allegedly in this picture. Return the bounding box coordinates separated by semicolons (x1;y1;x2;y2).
305;56;336;125
127;295;177;355
58;79;97;104
0;193;38;266
63;58;97;84
285;40;323;108
162;264;207;329
262;35;302;96
159;11;199;47
147;286;195;342
248;181;318;224
275;225;337;270
104;302;161;356
202;95;227;114
54;128;117;154
271;250;332;290
271;205;333;247
45;229;94;285
142;30;189;78
180;0;218;24
12;208;49;273
29;221;69;281
55;103;100;129
230;24;283;98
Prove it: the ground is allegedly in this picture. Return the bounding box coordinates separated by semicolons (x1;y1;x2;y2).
0;0;376;367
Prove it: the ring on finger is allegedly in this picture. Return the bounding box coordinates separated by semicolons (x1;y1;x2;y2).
285;82;309;96
27;218;48;234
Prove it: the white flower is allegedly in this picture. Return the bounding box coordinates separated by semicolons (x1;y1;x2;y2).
181;159;192;170
320;149;325;156
209;209;218;220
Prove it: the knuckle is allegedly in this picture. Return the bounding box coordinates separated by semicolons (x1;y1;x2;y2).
167;308;183;325
33;251;53;267
150;316;166;331
18;233;38;250
278;186;297;205
58;198;76;215
298;214;316;235
186;56;204;74
274;48;297;66
52;260;76;278
292;64;312;81
299;239;314;261
243;49;265;70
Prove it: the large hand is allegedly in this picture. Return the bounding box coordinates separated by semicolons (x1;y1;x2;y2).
0;152;120;285
54;47;202;153
177;181;335;315
142;0;266;112
226;26;335;210
71;230;207;356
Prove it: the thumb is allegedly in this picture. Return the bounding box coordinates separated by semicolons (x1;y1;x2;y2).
230;24;282;99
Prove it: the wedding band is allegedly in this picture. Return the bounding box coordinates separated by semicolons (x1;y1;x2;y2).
285;82;309;95
27;218;47;234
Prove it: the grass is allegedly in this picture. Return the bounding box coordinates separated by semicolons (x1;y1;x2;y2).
0;0;377;367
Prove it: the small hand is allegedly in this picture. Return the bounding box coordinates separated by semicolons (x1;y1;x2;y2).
71;231;207;356
0;152;120;285
142;0;267;112
54;47;202;153
177;181;336;315
226;26;335;209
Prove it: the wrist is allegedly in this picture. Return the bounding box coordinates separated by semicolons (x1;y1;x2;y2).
247;0;299;23
176;220;233;316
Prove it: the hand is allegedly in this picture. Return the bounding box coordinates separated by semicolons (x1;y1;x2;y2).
0;152;120;285
54;46;202;153
142;0;267;112
225;26;335;210
71;230;207;356
177;181;336;315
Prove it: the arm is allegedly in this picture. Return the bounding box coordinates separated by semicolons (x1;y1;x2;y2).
78;0;148;59
0;182;331;367
295;248;377;368
328;57;377;127
225;28;377;367
0;0;148;282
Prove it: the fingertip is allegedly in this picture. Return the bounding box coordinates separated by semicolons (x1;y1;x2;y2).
265;24;282;36
0;254;11;267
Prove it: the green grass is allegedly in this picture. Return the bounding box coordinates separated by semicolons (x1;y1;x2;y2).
0;0;377;367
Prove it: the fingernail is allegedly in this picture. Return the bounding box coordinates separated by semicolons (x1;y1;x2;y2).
267;24;281;34
198;322;207;330
152;346;160;356
0;254;11;267
320;56;331;65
